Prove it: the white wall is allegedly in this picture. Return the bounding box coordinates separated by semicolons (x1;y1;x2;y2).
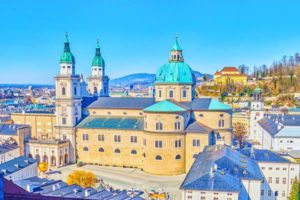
4;162;38;182
0;148;20;164
182;189;239;200
274;137;300;152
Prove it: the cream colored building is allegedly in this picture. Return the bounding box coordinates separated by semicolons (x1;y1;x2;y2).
214;66;247;85
232;111;250;135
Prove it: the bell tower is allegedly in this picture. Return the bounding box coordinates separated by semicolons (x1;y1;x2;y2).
87;40;109;96
54;33;82;163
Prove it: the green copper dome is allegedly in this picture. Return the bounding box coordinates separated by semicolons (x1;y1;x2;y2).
60;33;75;64
155;37;195;85
91;40;105;67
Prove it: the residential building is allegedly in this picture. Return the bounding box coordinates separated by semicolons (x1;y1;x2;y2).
0;141;19;164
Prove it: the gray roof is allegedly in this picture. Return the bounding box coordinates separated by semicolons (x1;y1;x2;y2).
0;142;18;154
268;114;300;126
238;148;290;163
0;124;29;135
258;117;280;136
181;145;263;192
180;98;212;110
15;176;144;199
0;156;36;176
88;97;155;110
82;96;98;108
185;121;212;133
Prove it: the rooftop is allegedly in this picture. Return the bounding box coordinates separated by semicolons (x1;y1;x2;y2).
275;126;300;138
0;156;36;176
144;100;186;113
0;142;18;154
181;145;263;192
258;117;281;136
77;116;144;130
238;148;290;163
185;121;212;133
0;124;29;136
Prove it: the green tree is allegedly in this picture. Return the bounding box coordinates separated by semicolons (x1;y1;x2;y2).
290;177;300;200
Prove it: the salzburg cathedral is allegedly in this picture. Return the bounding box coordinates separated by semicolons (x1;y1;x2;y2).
11;34;232;175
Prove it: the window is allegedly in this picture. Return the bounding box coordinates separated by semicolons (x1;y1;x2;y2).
62;118;67;125
175;140;182;148
98;147;104;152
183;90;187;98
83;134;89;141
114;135;121;143
261;190;264;196
175;154;181;160
218;119;225;127
98;134;104;141
158;90;162;97
199;114;203;117
131;150;137;155
156;122;163;130
155;155;162;160
115;148;121;154
131;136;137;143
175;122;181;130
155;140;163;148
74;87;77;95
268;177;272;184
282;178;286;184
62;87;66;95
83;147;89;151
282;190;285;197
276;178;279;184
94;87;97;94
268;190;271;196
169;90;173;98
192;139;200;147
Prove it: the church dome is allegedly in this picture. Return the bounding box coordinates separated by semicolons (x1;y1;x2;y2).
155;37;195;85
91;40;105;67
60;33;75;64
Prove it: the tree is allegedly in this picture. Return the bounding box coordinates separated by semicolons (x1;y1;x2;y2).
66;170;97;188
289;177;300;200
233;122;247;148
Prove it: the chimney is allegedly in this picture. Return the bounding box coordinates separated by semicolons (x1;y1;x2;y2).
52;184;56;191
84;189;91;197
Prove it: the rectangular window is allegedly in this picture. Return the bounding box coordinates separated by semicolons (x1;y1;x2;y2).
261;190;264;196
169;90;173;98
155;140;163;148
183;90;187;98
114;135;121;143
62;118;67;125
83;134;89;141
158;90;162;98
268;177;272;184
276;178;279;184
192;139;200;147
175;140;182;148
98;134;104;141
282;178;286;184
268;190;271;196
131;136;137;143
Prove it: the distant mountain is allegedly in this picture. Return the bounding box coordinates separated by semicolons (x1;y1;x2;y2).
110;71;212;87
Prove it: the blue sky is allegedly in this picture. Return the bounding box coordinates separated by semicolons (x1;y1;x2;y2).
1;0;300;84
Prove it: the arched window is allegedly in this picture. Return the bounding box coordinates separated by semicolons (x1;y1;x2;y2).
62;87;66;95
131;150;137;155
99;147;104;152
83;147;89;151
175;154;181;160
115;148;121;154
94;87;97;94
156;122;163;130
155;155;162;160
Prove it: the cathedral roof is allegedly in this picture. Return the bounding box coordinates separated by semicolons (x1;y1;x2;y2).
155;38;195;85
144;100;187;113
59;33;75;64
91;40;105;67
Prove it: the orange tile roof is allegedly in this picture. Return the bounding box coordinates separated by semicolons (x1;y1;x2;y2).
221;67;240;72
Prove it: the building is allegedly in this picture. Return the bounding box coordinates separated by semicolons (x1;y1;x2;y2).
180;145;263;200
239;148;300;200
76;37;233;175
11;36;233;175
214;67;247;85
0;141;19;164
180;145;299;200
0;124;30;156
0;156;37;182
232;111;250;135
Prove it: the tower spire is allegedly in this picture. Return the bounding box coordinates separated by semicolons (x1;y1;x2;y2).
92;39;104;67
63;32;71;53
60;33;75;64
169;36;183;62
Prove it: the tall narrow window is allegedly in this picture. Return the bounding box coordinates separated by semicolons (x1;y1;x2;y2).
156;122;163;130
62;118;67;125
155;140;163;148
62;87;66;95
192;139;200;147
158;90;162;98
83;134;89;141
74;87;77;95
183;90;187;98
218;119;225;127
114;135;121;143
175;122;181;130
169;90;174;98
94;87;97;94
131;136;137;143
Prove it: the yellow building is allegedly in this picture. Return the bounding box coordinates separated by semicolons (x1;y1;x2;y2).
232;112;250;135
10;36;233;175
214;66;247;85
76;37;233;175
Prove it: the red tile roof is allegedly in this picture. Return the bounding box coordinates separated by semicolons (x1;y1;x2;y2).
221;67;240;72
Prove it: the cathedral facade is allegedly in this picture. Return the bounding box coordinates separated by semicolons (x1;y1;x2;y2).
11;35;233;175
